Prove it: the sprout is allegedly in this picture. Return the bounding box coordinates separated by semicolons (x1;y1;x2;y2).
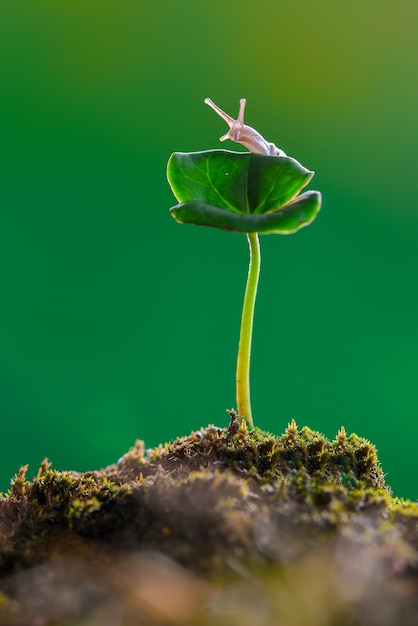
167;99;322;427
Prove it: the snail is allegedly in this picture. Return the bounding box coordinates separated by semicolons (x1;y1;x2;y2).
204;97;286;157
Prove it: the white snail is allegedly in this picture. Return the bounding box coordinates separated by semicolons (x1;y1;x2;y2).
204;97;286;157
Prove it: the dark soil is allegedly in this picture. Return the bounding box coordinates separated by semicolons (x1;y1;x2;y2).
0;414;417;625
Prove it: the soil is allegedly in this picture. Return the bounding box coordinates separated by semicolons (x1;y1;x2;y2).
0;412;417;626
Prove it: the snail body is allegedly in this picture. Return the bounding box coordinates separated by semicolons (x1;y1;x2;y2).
204;98;286;157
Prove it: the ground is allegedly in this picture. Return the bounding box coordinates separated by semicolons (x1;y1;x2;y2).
0;413;417;625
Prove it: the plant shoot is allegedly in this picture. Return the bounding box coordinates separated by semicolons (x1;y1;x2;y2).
167;99;321;427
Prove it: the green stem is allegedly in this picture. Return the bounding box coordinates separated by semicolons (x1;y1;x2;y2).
236;232;261;427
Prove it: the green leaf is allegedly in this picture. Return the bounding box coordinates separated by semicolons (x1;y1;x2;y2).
167;149;322;234
170;190;321;235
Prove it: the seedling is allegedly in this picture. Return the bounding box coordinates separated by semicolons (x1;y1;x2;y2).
167;99;321;427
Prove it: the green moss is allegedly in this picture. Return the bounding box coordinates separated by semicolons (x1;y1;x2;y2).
0;417;416;625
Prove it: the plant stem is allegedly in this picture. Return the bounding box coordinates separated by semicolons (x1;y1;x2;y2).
236;232;260;427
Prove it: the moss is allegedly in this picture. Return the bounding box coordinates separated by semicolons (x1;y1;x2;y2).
0;415;417;625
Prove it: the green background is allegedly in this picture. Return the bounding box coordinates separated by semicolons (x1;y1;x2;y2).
0;1;417;499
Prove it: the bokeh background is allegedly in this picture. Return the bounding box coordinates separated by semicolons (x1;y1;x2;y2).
0;1;417;498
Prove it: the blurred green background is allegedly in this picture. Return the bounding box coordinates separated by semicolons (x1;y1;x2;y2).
0;1;417;499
